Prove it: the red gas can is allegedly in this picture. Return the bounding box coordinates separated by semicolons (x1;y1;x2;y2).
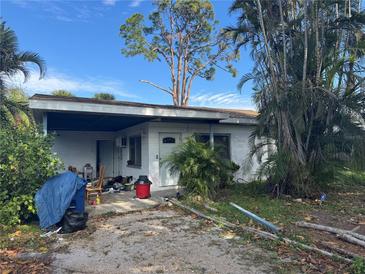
134;176;152;199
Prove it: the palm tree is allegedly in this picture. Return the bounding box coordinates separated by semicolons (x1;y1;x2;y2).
0;20;46;89
0;20;46;127
229;0;365;196
0;88;33;127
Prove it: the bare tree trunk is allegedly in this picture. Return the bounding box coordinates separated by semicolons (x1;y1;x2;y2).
302;0;308;92
184;74;197;106
256;0;277;89
359;0;362;13
296;221;365;241
315;1;322;86
320;242;362;259
181;45;189;105
168;7;178;106
278;0;287;82
349;0;351;18
175;32;184;106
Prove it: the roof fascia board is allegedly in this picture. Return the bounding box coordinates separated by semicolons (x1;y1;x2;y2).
219;117;258;125
29;99;229;120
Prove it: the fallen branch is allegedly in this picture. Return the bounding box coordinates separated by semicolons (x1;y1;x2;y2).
296;221;365;242
320;242;363;259
204;203;218;212
169;199;235;229
170;199;352;263
16;252;50;261
338;234;365;249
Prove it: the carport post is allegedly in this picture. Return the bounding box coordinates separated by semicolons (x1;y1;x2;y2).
43;112;47;135
209;124;214;150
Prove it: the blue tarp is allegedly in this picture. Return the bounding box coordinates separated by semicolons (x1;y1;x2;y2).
35;172;86;229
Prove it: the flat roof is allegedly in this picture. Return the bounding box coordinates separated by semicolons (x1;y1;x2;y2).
29;94;257;119
29;94;257;130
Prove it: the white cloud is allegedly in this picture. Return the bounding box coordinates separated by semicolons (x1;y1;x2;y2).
102;0;117;6
9;0;107;23
191;91;255;110
6;69;138;99
129;0;143;7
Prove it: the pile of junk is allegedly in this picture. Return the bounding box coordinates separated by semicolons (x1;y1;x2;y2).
35;171;88;234
102;176;134;193
35;171;154;234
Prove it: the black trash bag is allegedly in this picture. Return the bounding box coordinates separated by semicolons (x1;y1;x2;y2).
60;210;88;234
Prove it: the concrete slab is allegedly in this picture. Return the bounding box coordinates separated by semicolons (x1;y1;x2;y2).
52;209;276;274
85;189;178;217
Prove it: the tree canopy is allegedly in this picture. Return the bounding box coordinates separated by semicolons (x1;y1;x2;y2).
0;88;33;128
230;0;365;196
52;90;74;97
120;0;237;106
93;93;115;100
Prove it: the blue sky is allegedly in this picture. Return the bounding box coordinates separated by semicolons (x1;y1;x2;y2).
2;0;255;109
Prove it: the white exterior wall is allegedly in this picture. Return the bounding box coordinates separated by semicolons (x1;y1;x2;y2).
146;122;257;191
116;123;149;182
53;122;258;192
53;131;116;176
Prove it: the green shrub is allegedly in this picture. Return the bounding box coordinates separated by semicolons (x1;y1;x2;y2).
351;257;365;274
0;126;63;225
163;137;239;199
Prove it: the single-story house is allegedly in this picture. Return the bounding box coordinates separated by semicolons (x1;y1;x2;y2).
29;94;258;192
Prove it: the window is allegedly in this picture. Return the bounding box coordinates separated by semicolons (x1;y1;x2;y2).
162;137;176;144
195;134;230;160
128;135;141;167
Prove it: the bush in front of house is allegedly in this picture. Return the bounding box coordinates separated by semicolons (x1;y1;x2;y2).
163;137;239;199
0;126;63;226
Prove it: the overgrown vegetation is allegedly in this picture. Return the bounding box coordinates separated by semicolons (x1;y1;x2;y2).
0;88;34;128
351;257;365;274
229;0;365;197
0;20;61;226
182;176;365;272
0;126;63;225
163;137;239;199
0;224;48;251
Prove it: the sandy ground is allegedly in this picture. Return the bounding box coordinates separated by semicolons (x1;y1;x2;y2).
51;207;276;274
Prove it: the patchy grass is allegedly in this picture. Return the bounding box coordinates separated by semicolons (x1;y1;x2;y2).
215;182;311;226
0;223;50;253
180;171;365;273
0;224;53;274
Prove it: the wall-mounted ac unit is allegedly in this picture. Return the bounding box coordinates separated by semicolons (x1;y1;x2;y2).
116;136;127;148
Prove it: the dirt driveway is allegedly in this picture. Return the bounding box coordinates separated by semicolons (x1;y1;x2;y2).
51;207;277;274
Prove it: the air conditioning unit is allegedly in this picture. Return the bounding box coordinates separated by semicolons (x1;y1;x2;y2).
116;136;127;148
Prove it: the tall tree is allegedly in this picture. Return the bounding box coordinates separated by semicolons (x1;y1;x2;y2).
229;0;365;196
94;93;115;100
120;0;237;106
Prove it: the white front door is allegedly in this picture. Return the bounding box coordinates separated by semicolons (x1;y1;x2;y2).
159;133;181;186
